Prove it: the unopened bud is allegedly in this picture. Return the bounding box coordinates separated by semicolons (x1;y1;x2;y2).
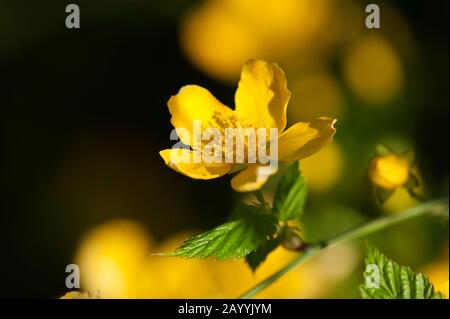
281;227;306;252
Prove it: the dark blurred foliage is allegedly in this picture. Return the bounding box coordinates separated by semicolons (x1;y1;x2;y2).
0;0;448;297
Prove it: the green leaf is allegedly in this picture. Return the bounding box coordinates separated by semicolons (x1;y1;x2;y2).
273;162;308;221
169;204;277;260
360;242;445;299
246;236;282;272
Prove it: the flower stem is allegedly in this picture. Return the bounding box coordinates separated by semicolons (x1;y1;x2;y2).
238;198;449;299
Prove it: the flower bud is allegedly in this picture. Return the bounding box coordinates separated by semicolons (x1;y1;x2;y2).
369;154;409;190
281;227;306;252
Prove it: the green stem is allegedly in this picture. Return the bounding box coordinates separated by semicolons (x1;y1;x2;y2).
239;198;449;299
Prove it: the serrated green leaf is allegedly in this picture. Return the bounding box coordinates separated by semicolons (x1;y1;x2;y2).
273;162;307;221
360;242;445;299
245;236;282;272
169;204;277;260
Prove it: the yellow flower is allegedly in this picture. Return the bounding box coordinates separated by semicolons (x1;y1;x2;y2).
342;34;403;105
60;291;100;299
179;0;362;82
421;244;449;298
74;220;358;298
140;231;357;298
160;59;336;192
369;153;410;190
75;219;152;298
382;167;425;214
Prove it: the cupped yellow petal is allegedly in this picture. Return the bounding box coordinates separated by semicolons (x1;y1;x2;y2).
168;85;235;147
277;117;337;162
230;164;277;192
235;59;291;131
160;148;232;180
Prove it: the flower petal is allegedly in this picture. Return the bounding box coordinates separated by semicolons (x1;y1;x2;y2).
278;117;337;162
168;85;235;147
235;59;291;131
369;154;409;189
160;149;232;180
231;164;277;192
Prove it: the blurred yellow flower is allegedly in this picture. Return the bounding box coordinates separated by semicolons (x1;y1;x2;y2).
439;280;449;299
180;0;358;81
60;291;99;299
369;153;409;190
160;59;336;192
382;187;419;213
180;0;260;82
382;167;425;213
421;244;449;298
288;70;345;123
142;233;359;298
300;142;344;192
75;219;152;298
342;34;403;105
254;243;359;298
75;219;359;298
139;232;254;298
